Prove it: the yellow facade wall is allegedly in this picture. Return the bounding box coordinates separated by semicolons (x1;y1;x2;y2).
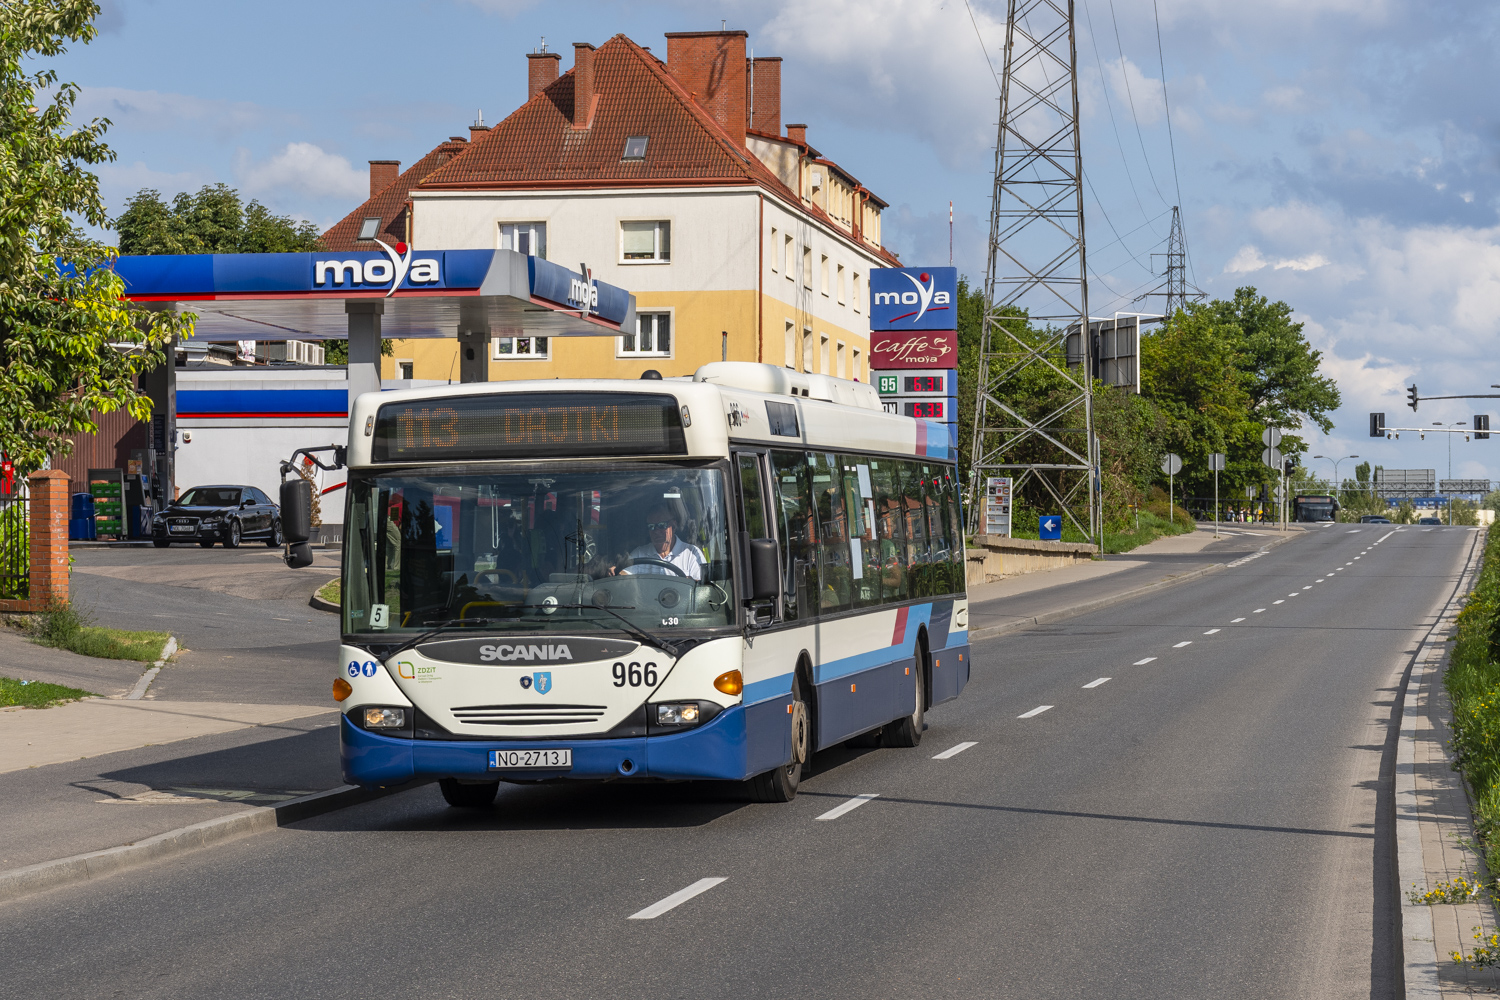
382;288;871;384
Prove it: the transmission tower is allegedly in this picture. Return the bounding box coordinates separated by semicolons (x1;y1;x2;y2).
968;0;1100;547
1136;206;1203;318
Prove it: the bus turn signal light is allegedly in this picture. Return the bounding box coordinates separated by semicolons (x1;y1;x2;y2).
333;678;353;701
713;670;743;696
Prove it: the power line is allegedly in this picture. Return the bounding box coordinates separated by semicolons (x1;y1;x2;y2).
1079;0;1154;227
1105;0;1171;207
1084;170;1154;273
1148;0;1196;287
962;0;1003;93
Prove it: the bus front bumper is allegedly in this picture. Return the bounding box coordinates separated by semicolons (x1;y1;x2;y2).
340;706;753;786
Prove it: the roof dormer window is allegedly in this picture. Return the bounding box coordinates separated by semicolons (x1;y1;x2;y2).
357;217;381;240
622;135;648;161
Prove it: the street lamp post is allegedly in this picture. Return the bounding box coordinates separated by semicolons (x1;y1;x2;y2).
1433;422;1468;523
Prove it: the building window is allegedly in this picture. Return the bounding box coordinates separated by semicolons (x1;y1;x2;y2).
785;235;795;281
837;264;846;304
622;135;648;160
770;227;779;272
820;334;830;374
802;327;813;372
397;360;414;379
621;220;671;262
493;336;549;359
619;312;672;357
802;247;813;289
357;217;381;241
784;320;795;369
836;341;846;379
821;255;830;296
500;222;547;259
853;271;862;313
852;348;862;382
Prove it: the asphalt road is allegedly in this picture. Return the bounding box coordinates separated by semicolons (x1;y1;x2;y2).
2;524;1478;999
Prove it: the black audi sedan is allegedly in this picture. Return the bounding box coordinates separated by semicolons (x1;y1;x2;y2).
152;485;283;549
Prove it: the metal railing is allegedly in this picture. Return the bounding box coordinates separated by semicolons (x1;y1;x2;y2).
0;493;29;599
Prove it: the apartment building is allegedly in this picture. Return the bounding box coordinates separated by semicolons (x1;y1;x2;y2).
323;29;899;383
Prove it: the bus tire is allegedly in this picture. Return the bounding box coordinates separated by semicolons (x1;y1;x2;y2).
884;635;926;748
439;778;499;809
750;672;809;802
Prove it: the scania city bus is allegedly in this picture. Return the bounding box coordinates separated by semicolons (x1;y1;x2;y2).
327;362;970;806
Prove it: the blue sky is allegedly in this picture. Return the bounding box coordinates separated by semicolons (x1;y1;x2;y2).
52;0;1500;482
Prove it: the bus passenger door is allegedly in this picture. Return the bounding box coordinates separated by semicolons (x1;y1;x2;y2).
733;451;777;626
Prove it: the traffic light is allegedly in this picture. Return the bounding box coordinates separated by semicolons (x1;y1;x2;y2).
1477;414;1490;440
1369;413;1385;437
1283;457;1296;477
1408;385;1419;411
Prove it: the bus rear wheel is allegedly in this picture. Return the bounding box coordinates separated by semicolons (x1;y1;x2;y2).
883;637;926;748
439;778;499;809
751;673;809;803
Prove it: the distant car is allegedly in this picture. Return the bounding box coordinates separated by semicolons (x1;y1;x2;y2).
152;485;282;549
1418;517;1442;525
1359;515;1392;523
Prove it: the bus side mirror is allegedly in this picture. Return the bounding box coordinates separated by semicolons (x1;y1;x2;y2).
748;538;779;601
280;479;313;544
284;541;314;569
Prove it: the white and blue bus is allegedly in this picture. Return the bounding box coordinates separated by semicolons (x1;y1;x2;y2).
330;362;970;805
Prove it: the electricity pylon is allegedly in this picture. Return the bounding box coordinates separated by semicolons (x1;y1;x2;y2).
1136;206;1203;319
968;0;1099;548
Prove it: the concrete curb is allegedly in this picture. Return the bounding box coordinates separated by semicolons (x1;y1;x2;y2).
969;531;1300;643
125;635;178;701
309;578;339;615
1396;527;1486;997
0;779;427;905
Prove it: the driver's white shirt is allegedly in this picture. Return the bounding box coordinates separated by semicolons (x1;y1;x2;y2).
624;537;706;581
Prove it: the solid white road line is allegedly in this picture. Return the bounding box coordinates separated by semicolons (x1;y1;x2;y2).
1134;657;1157;665
628;878;727;920
1204;628;1221;635
1231;617;1245;622
932;742;977;760
1083;678;1111;689
1173;641;1192;648
815;794;880;821
1017;705;1054;719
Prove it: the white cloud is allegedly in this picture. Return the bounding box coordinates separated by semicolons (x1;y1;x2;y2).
1224;245;1267;272
236;142;365;201
76;86;276;136
1275;254;1330;272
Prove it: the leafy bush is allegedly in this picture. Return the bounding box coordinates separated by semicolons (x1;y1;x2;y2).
0;500;26;599
1445;528;1500;876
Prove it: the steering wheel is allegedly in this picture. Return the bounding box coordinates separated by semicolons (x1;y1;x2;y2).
620;557;689;577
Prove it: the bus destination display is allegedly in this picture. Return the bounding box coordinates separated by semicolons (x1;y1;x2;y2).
372;392;687;462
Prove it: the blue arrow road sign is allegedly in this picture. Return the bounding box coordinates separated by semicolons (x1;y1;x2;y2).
1039;516;1062;541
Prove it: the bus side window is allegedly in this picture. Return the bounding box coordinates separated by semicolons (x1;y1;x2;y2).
945;472;965;590
843;457;880;609
903;461;932;597
868;460;907;603
812;453;850;614
771;451;817;622
735;453;768;538
925;469;950;594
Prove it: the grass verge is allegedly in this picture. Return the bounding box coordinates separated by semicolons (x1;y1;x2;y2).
22;601;171;662
316;578;340;606
1444;526;1500;877
0;676;96;708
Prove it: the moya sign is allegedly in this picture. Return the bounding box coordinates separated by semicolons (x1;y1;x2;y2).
869;267;958;331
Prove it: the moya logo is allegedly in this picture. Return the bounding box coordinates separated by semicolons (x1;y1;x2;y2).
313;240;440;296
478;643;576;662
872;271;952;324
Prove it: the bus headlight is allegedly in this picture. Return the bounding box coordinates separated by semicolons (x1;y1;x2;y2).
362;707;407;729
655;703;701;726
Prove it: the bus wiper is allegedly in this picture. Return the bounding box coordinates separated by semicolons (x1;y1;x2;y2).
514;604;689;657
383;618;505;660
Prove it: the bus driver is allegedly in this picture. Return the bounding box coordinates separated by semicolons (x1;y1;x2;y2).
609;504;706;581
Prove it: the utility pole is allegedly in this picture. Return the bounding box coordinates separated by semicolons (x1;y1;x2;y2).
968;0;1100;551
1136;206;1204;319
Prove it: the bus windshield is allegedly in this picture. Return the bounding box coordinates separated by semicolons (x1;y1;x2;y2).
343;463;736;635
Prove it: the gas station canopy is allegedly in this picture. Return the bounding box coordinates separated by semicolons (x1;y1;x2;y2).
113;248;635;342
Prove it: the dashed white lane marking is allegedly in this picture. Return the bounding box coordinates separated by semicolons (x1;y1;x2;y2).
1134;657;1157;665
1289;593;1301;596
1173;641;1193;648
815;794;880;821
1017;705;1054;719
1083;677;1111;689
932;741;977;760
1302;586;1312;590
1354;556;1361;560
1254;609;1266;613
1231;617;1246;623
1316;579;1324;583
1204;628;1221;635
1348;529;1361;532
1274;600;1285;605
628;878;728;919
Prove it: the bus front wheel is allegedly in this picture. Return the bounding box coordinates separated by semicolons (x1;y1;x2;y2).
439;778;499;809
751;673;809;802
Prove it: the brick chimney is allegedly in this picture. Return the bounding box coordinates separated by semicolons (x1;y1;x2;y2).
785;123;807;148
528;50;560;99
368;160;400;198
572;42;596;129
665;30;749;145
470;110;489;144
748;56;781;135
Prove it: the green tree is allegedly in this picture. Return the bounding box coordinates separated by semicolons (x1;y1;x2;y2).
0;1;192;473
1202;287;1341;433
116;183;321;255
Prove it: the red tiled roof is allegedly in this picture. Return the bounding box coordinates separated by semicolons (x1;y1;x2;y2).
322;138;472;251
